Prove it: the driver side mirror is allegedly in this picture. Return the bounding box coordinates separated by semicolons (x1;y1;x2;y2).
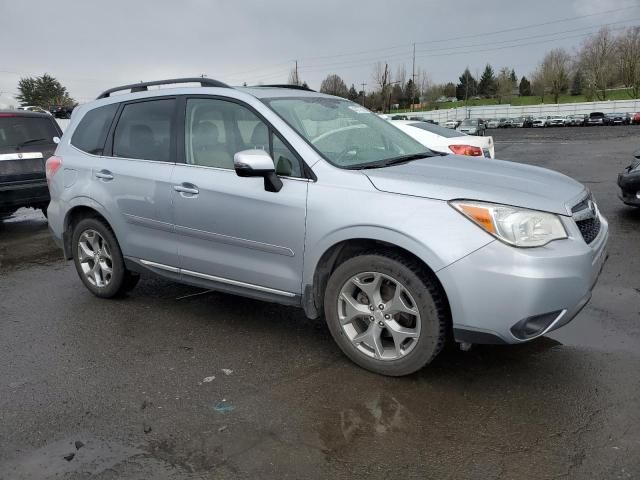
234;149;283;193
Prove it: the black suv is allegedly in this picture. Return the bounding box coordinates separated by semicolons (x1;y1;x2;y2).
587;112;606;126
0;110;62;219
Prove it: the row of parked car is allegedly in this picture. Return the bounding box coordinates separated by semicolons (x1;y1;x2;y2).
392;111;640;131
485;112;640;128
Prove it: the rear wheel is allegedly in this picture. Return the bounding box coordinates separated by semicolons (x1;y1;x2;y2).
71;217;139;298
324;253;447;376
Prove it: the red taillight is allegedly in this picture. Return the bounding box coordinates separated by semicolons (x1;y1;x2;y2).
449;145;483;157
46;156;63;182
0;113;17;117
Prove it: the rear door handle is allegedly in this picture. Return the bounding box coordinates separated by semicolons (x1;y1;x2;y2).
95;169;114;181
173;183;199;196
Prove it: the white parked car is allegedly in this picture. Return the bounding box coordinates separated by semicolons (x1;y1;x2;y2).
17;105;52;115
390;120;495;159
532;117;548;128
443;119;459;129
486;118;500;129
548;116;567;127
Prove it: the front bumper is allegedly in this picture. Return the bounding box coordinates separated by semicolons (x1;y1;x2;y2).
437;213;608;344
618;171;640;207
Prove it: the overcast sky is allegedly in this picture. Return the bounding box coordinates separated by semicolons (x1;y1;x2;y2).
1;0;638;107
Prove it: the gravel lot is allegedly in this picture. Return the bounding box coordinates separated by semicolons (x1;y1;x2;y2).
1;125;639;479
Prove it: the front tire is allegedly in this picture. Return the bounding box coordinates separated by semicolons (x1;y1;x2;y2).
71;217;138;298
324;253;447;376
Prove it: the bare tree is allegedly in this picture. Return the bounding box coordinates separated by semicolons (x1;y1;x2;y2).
531;68;546;102
541;48;571;104
423;83;444;103
395;64;407;89
495;67;513;104
372;62;391;112
319;74;349;98
617;26;640;98
287;65;300;86
416;67;431;99
578;27;617;100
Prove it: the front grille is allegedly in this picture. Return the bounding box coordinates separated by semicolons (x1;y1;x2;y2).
576;215;601;244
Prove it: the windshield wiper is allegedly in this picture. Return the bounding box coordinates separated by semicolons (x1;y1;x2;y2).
16;138;47;148
344;151;437;170
380;152;433;167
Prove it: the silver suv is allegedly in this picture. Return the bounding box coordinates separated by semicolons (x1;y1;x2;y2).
46;78;608;376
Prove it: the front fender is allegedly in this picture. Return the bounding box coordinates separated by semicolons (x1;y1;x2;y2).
302;168;494;295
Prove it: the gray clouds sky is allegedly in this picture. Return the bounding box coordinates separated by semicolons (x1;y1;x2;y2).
1;0;638;107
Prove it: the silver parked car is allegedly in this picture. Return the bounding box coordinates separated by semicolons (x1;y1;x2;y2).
46;78;608;376
456;118;485;136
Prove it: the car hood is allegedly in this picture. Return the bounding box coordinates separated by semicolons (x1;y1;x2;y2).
364;155;586;215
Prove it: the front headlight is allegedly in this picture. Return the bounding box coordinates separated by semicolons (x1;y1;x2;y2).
450;200;567;247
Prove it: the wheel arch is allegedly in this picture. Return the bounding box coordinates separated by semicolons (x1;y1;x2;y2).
62;199;116;259
303;235;451;330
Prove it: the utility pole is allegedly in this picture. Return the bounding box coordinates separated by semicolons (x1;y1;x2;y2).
295;60;299;85
411;42;416;111
361;81;367;107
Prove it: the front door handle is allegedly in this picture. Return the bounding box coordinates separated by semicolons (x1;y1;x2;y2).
95;169;114;181
173;183;199;196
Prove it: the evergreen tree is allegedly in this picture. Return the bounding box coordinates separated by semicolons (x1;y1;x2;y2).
510;69;517;88
519;76;532;96
16;73;75;107
404;78;418;106
347;84;359;101
455;68;477;101
478;64;496;97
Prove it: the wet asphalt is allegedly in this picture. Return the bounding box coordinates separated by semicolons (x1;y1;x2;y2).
1;126;639;479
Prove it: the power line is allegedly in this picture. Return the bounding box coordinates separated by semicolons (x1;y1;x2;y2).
294;21;637;76
294;18;639;74
284;3;639;65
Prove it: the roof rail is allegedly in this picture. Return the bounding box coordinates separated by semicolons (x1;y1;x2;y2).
256;84;315;92
96;77;229;99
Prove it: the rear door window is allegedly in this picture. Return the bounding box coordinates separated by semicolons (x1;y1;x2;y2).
112;99;175;161
71;103;118;155
0;116;59;149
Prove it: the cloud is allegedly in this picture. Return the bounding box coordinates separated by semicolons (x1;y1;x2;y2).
572;0;633;16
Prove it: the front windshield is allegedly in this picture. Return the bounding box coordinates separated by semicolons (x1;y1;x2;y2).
263;96;431;168
460;119;475;126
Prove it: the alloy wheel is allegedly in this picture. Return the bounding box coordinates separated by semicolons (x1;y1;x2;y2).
337;272;421;360
77;229;113;287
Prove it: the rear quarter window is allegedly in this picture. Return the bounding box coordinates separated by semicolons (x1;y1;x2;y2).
71;103;118;155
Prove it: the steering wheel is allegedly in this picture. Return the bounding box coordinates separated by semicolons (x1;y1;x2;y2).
335;144;361;162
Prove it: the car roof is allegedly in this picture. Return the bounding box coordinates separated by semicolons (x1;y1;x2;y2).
0;109;52;118
235;86;335;99
78;83;344;118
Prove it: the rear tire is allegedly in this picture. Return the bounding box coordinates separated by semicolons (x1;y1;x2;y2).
324;252;447;376
71;217;138;298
